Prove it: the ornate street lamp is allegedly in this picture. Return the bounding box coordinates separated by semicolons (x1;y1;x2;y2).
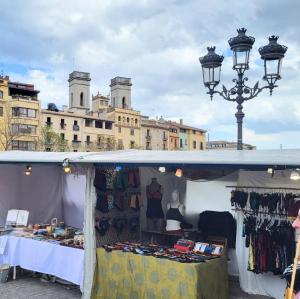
199;28;287;150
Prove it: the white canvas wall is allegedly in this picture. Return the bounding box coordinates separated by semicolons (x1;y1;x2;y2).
0;165;63;226
0;164;85;229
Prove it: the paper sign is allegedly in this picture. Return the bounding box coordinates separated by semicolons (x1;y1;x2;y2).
6;210;29;226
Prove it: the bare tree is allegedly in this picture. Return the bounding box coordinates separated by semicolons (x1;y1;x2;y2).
38;125;69;151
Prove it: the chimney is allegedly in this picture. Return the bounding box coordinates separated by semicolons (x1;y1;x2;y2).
62;105;68;112
179;118;183;125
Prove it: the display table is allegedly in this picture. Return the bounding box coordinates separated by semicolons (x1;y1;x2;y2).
92;248;229;299
0;235;84;289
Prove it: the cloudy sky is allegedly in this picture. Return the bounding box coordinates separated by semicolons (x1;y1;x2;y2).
0;0;299;149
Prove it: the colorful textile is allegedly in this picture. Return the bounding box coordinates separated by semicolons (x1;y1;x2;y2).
92;248;229;299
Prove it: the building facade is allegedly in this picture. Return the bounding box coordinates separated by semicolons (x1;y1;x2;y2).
0;76;40;151
104;77;141;150
206;140;256;150
41;71;115;152
0;71;207;152
141;117;169;150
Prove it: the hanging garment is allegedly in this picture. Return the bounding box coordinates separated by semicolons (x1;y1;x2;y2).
96;192;109;213
114;191;126;211
146;185;164;219
129;193;141;211
107;193;114;211
166;206;184;222
198;211;237;248
94;169;107;191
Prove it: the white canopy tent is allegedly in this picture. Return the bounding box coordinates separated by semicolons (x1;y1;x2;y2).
0;149;300;299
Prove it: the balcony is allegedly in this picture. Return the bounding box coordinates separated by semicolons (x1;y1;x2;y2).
73;125;80;131
60;123;66;130
11;95;38;101
72;140;81;146
162;136;168;141
145;134;152;141
85;141;93;146
45;122;52;128
19;128;32;134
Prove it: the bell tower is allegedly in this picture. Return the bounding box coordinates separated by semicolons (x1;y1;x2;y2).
110;77;132;109
68;71;91;111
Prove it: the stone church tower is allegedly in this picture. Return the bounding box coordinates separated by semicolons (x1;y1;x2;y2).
110;77;132;109
68;71;91;112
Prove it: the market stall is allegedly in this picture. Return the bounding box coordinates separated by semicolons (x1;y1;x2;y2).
1;149;300;299
0;153;89;296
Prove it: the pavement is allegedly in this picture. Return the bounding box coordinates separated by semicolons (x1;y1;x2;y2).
0;270;275;299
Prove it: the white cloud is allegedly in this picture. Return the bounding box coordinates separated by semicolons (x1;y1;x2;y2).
0;0;300;149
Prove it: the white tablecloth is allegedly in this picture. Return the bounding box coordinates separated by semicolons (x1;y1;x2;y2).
0;235;84;289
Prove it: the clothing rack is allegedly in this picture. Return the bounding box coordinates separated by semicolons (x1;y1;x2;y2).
226;185;300;191
231;208;288;218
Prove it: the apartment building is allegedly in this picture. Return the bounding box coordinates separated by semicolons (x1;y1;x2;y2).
141;117;169;150
0;76;40;151
206;140;256;150
141;118;206;151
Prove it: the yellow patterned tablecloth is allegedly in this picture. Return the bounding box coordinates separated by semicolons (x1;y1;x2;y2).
92;248;229;299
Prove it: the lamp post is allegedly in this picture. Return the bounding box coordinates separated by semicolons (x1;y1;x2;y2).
199;28;287;150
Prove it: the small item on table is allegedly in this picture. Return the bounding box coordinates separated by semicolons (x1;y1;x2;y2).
174;239;195;253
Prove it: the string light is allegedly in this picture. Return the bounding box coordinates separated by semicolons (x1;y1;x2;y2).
158;167;166;173
267;167;275;177
290;169;300;181
24;165;32;176
175;168;183;177
62;159;72;174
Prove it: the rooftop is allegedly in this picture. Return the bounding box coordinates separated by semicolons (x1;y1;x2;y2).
0;149;299;169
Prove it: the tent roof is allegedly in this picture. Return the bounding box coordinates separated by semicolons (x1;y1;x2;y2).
0;149;300;169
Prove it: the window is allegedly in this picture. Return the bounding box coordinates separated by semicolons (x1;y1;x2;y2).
193;130;196;134
130;128;134;136
85;119;93;127
86;135;90;143
185;139;187;145
80;92;84;106
73;134;78;141
146;129;150;136
0;107;3;116
95;120;103;128
12;140;35;151
73;120;80;131
46;117;52;127
135;118;138;125
200;142;203;150
0;91;3;99
118;127;121;133
127;117;130;123
193;141;196;149
174;139;177;148
60;133;65;140
118;116;121;122
180;139;183;148
60;119;66;129
105;122;112;130
12;107;37;118
130;141;135;149
122;97;126;109
12;124;36;135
